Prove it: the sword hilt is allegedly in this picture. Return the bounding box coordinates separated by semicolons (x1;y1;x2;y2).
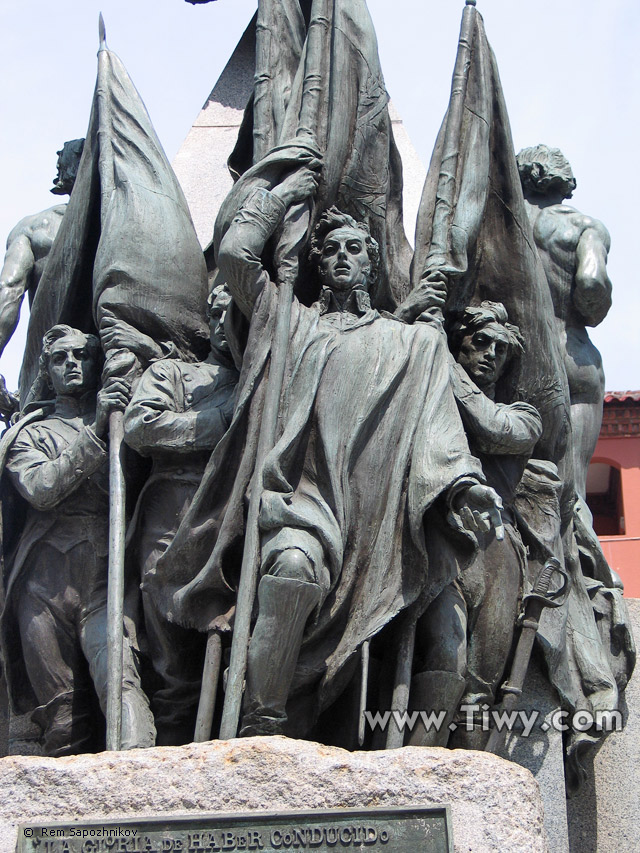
521;557;570;616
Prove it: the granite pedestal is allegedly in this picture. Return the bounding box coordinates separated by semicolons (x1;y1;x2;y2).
0;738;548;853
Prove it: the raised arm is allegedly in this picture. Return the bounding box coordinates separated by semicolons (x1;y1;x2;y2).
0;232;34;357
217;164;319;319
574;218;612;327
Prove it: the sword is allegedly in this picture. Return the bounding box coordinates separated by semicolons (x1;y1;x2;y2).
485;557;569;754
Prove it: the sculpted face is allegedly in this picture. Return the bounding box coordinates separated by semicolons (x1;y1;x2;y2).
47;332;100;397
457;323;510;390
51;140;83;196
209;288;231;355
319;227;371;292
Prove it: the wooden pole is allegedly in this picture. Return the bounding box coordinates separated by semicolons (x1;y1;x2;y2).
358;640;370;747
218;277;295;739
95;17;128;752
385;613;417;750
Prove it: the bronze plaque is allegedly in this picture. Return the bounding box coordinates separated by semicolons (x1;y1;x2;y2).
17;807;452;853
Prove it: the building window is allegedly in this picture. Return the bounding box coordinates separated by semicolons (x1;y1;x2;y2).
586;462;625;536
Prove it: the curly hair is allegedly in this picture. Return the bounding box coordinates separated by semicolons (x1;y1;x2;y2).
39;325;102;387
449;301;524;360
308;207;380;287
207;283;231;316
516;144;576;200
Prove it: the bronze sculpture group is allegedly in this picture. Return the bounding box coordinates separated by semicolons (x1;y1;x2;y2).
0;0;633;796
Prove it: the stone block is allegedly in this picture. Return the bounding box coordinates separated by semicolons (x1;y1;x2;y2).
499;650;569;853
172;16;255;247
566;597;640;852
0;738;548;853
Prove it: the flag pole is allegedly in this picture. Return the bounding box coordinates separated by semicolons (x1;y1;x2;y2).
384;1;479;731
194;632;222;742
197;0;282;742
97;14;126;752
218;0;331;741
106;408;126;750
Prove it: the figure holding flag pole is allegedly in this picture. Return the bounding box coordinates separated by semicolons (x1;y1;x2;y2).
218;0;329;742
408;0;634;785
7;14;210;750
96;16;128;752
205;0;502;742
153;0;501;747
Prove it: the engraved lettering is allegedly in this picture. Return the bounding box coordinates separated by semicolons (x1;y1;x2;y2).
363;826;378;845
270;830;282;849
246;831;263;850
187;833;203;851
20;810;447;853
308;828;323;848
325;828;338;847
221;831;236;850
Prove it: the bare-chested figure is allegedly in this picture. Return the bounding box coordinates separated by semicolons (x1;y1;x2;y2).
517;144;611;499
0;139;84;360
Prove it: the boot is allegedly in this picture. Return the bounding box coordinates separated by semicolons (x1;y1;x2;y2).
32;689;94;756
407;670;466;748
240;574;321;736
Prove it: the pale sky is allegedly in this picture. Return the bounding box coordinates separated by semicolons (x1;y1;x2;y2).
1;0;638;393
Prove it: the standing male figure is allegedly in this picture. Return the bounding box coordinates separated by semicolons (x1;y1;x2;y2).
123;287;238;744
1;325;155;755
410;302;542;749
517;144;611;498
157;159;503;741
0;141;84;361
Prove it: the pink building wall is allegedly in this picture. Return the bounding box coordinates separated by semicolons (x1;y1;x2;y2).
590;395;640;598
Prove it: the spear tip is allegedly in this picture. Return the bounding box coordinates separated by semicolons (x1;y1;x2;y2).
99;13;107;49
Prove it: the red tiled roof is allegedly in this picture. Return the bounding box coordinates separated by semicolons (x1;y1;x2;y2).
604;391;640;403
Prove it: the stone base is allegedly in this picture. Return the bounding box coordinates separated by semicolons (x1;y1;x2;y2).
0;737;548;853
566;598;640;852
500;649;569;852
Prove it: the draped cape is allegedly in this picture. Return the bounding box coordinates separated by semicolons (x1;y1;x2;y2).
151;279;482;717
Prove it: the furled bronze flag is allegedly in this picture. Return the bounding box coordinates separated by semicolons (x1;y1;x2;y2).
18;27;209;407
412;5;569;471
217;0;412;310
413;3;635;792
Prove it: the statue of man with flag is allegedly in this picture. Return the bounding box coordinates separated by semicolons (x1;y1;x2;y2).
3;18;211;751
149;0;503;743
156;155;504;740
0;325;155;755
